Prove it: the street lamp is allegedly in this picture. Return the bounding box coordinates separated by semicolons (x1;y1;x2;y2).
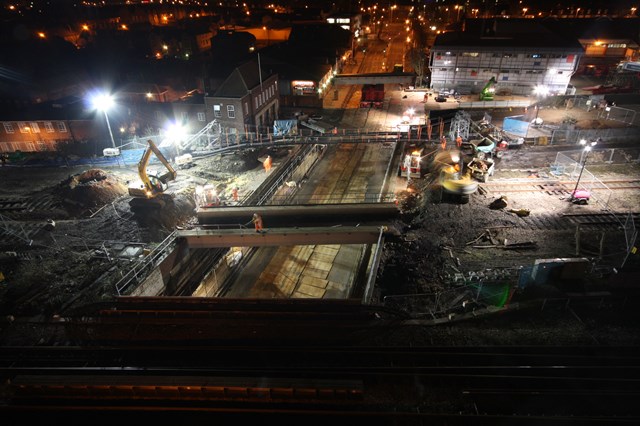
571;139;597;201
91;93;117;151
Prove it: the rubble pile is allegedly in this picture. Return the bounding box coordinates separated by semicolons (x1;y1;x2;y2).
55;169;127;214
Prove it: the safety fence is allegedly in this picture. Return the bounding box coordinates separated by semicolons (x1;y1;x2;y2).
596;105;638;125
551;152;613;209
457;100;531;109
548;126;640;145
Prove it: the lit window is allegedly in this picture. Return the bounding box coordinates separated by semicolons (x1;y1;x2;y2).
227;105;235;119
213;105;221;118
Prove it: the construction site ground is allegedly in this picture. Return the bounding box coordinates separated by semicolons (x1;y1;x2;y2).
1;98;640;346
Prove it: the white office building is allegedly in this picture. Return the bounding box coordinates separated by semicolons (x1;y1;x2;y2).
429;20;584;96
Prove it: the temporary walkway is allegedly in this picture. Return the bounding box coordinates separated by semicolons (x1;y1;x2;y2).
176;225;389;249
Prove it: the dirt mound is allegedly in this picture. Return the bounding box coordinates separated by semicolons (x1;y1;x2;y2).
56;168;127;213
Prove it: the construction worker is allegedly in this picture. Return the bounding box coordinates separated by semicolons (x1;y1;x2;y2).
231;187;239;202
456;136;463;148
263;155;272;173
252;213;264;233
440;136;447;151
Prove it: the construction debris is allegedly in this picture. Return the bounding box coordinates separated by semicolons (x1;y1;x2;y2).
489;195;508;210
508;208;531;217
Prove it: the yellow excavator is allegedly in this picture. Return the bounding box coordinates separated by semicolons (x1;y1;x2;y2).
128;139;177;209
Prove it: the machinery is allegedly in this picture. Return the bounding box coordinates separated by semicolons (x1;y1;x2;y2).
128;139;177;209
570;189;591;205
360;84;385;109
432;151;478;204
479;77;497;101
399;148;423;179
467;157;495;183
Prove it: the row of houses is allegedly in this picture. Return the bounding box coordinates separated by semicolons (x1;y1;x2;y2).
0;17;354;155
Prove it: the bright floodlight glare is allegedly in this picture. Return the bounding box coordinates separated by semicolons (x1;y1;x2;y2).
91;93;114;112
166;122;187;142
450;153;460;163
406;108;415;115
533;85;549;97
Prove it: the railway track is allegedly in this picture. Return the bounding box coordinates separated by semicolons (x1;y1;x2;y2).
0;194;62;218
481;178;640;195
498;211;639;231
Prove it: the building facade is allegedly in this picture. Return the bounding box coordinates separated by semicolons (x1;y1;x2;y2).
429;20;584;96
204;58;279;138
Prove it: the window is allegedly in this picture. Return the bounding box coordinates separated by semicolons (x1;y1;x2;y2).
57;122;67;132
500;70;510;73
18;122;28;133
197;112;205;122
503;53;514;58
440;68;448;71
528;54;545;58
3;123;14;134
462;52;479;57
213;104;221;118
255;98;258;108
44;122;55;132
30;122;40;133
244;102;248;115
608;43;626;48
533;61;541;66
37;141;46;151
227;105;235;119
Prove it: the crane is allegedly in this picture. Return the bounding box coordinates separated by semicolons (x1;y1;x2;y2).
479;77;497;101
128;139;177;209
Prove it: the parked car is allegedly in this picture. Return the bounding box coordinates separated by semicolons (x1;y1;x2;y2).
435;96;447;102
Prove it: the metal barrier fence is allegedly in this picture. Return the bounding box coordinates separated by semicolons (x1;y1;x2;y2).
548;126;640;145
551;152;612;209
457;100;531;109
597;105;637;125
114;231;178;296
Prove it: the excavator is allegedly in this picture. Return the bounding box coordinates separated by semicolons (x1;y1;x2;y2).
479;77;497;101
128;139;177;210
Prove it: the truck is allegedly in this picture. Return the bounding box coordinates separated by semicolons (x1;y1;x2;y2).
360;84;385;109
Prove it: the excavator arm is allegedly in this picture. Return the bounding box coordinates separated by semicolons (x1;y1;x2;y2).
128;139;177;199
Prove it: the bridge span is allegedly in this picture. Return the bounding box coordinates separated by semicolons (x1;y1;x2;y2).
333;72;416;86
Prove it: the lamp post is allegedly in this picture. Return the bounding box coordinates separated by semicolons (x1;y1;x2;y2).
571;139;597;199
91;93;117;150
